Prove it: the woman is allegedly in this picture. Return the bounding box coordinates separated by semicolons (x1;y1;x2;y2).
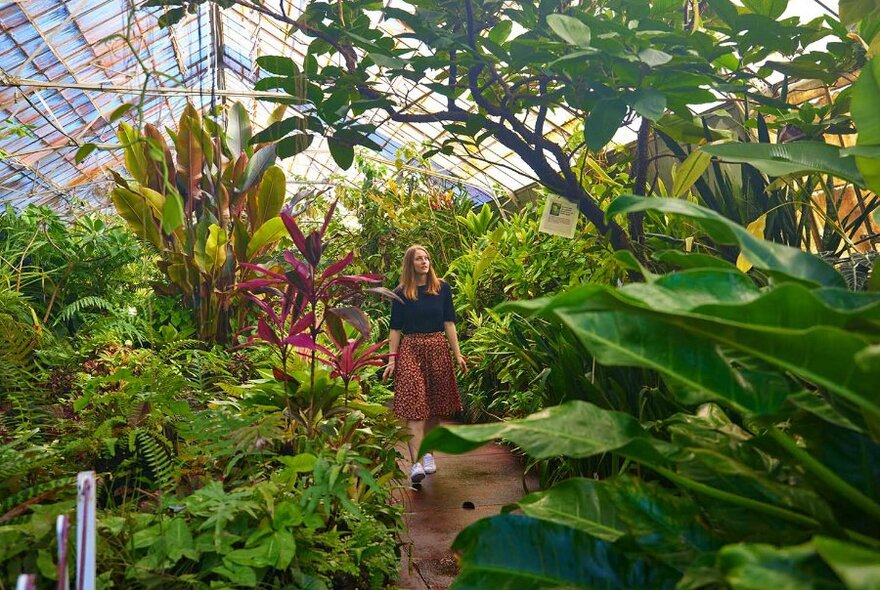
383;245;467;484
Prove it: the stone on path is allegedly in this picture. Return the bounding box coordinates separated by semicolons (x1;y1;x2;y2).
394;439;538;589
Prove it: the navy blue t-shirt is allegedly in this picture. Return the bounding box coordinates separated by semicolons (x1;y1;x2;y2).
390;281;457;334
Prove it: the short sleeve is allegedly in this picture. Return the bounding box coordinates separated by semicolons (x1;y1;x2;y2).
443;282;457;323
390;291;404;330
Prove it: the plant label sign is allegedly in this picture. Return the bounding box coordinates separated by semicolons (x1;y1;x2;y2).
539;195;579;238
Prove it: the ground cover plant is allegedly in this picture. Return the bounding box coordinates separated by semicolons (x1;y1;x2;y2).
0;197;407;588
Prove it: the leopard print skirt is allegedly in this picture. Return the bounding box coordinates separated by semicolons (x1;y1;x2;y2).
393;332;462;420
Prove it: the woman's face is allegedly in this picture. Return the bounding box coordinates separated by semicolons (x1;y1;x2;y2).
412;249;431;275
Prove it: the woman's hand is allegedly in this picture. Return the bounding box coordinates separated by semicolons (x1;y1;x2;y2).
382;358;396;382
456;354;468;374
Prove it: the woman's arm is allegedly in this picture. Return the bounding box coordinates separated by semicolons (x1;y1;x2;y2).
383;329;402;381
443;321;467;373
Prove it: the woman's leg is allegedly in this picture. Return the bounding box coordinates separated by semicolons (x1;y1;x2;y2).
406;419;426;464
424;415;440;440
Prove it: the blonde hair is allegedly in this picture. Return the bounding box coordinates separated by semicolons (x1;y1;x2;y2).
398;245;441;300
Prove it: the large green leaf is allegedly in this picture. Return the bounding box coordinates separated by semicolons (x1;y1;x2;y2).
700;142;863;186
672;150;713;198
253;165;286;228
110;187;162;248
507;478;630;542
607;196;846;288
546;14;592;48
238;145;277;192
247;217;286;259
585;99;627;153
204;224;228;275
161;191;185;235
840;0;880;26
451;515;680;590
227;101;252;157
717;542;845;590
814;536;880;590
507;477;710;563
554;309;791;414
421;400;660;461
851;58;880;195
117;123;149;186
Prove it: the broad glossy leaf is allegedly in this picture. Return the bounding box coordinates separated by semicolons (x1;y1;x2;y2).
328;137;355;169
74;143;97;164
256;55;299;77
508;478;629;541
488;20;513;44
254;166;286;228
161;190;185;235
742;0;788;19
813;536;880;590
238;144;277;192
508;476;710;563
246;217;286;259
250;115;305;145
227;101;252;157
421;400;654;460
840;0;880;26
205;224;228;275
607;196;846;288
851;58;880;195
117;123;149;186
451;514;680;590
110;187;162;248
553;309;790;413
718;542;844;590
672;150;712;198
639;48;673;67
546;14;591;48
633;88;667;121
585;99;627;153
700;142;863;186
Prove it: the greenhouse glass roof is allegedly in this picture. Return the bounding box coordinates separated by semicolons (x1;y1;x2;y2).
0;0;579;211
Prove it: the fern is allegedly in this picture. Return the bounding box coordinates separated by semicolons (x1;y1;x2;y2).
53;295;113;325
131;429;176;492
0;476;76;523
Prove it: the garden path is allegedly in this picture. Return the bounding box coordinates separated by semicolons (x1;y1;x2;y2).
394;427;538;589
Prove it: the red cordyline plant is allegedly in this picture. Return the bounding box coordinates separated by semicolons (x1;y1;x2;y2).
237;200;399;399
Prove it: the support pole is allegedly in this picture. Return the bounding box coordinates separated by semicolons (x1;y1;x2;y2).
76;472;96;590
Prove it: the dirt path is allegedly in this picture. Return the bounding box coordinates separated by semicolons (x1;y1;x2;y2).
394;439;538;589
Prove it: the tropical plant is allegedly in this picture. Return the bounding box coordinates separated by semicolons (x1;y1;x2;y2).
110;102;290;343
423;196;880;588
150;0;859;250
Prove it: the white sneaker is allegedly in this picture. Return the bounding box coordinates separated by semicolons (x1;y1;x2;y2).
410;462;426;484
422;453;436;474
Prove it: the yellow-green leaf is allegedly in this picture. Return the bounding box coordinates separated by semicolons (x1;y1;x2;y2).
247;216;286;259
162;191;185;235
117;123;149;185
673;150;712;198
736;214;767;273
110;187;162;248
254;166;286;228
205;224;229;274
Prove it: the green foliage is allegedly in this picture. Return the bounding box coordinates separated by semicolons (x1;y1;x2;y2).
109;102;291;344
423;198;880;588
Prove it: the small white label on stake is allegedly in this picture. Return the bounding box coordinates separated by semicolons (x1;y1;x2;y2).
538;194;579;238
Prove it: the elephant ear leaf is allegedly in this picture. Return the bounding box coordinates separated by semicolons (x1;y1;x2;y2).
607;196;845;288
452;514;680;589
